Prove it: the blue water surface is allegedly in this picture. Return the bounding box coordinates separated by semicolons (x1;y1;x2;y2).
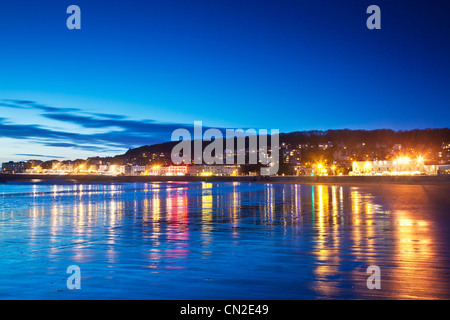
0;181;449;299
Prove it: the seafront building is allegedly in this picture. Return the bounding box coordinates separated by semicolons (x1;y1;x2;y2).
437;164;450;175
158;165;188;176
2;156;449;177
1;162;241;177
188;165;239;176
1;161;27;174
350;158;439;175
152;165;239;176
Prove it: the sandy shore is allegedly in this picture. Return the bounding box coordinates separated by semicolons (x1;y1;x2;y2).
1;173;449;185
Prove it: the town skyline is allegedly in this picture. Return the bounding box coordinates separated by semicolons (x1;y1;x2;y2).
3;127;449;177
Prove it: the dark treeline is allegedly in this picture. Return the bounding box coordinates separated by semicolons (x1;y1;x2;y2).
122;128;449;159
280;128;450;148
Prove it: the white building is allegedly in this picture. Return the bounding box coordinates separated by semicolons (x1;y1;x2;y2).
145;165;240;176
159;165;188;176
351;158;437;175
188;165;239;176
437;164;450;175
130;165;146;175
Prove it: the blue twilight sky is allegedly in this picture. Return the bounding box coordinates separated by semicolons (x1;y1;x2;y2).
0;0;449;162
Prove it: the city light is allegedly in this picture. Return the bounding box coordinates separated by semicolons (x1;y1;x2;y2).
200;172;213;176
396;156;411;164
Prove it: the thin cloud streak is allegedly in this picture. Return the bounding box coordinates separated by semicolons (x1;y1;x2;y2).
0;100;203;156
15;153;65;159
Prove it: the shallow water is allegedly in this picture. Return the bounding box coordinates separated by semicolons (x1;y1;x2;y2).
0;181;449;299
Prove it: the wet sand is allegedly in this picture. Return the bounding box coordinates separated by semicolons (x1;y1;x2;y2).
1;173;449;185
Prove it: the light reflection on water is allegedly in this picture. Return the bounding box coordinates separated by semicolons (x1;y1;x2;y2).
0;181;449;299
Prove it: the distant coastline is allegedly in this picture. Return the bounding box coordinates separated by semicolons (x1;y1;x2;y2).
0;173;449;185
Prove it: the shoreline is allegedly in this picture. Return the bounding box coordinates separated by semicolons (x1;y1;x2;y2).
1;173;449;185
